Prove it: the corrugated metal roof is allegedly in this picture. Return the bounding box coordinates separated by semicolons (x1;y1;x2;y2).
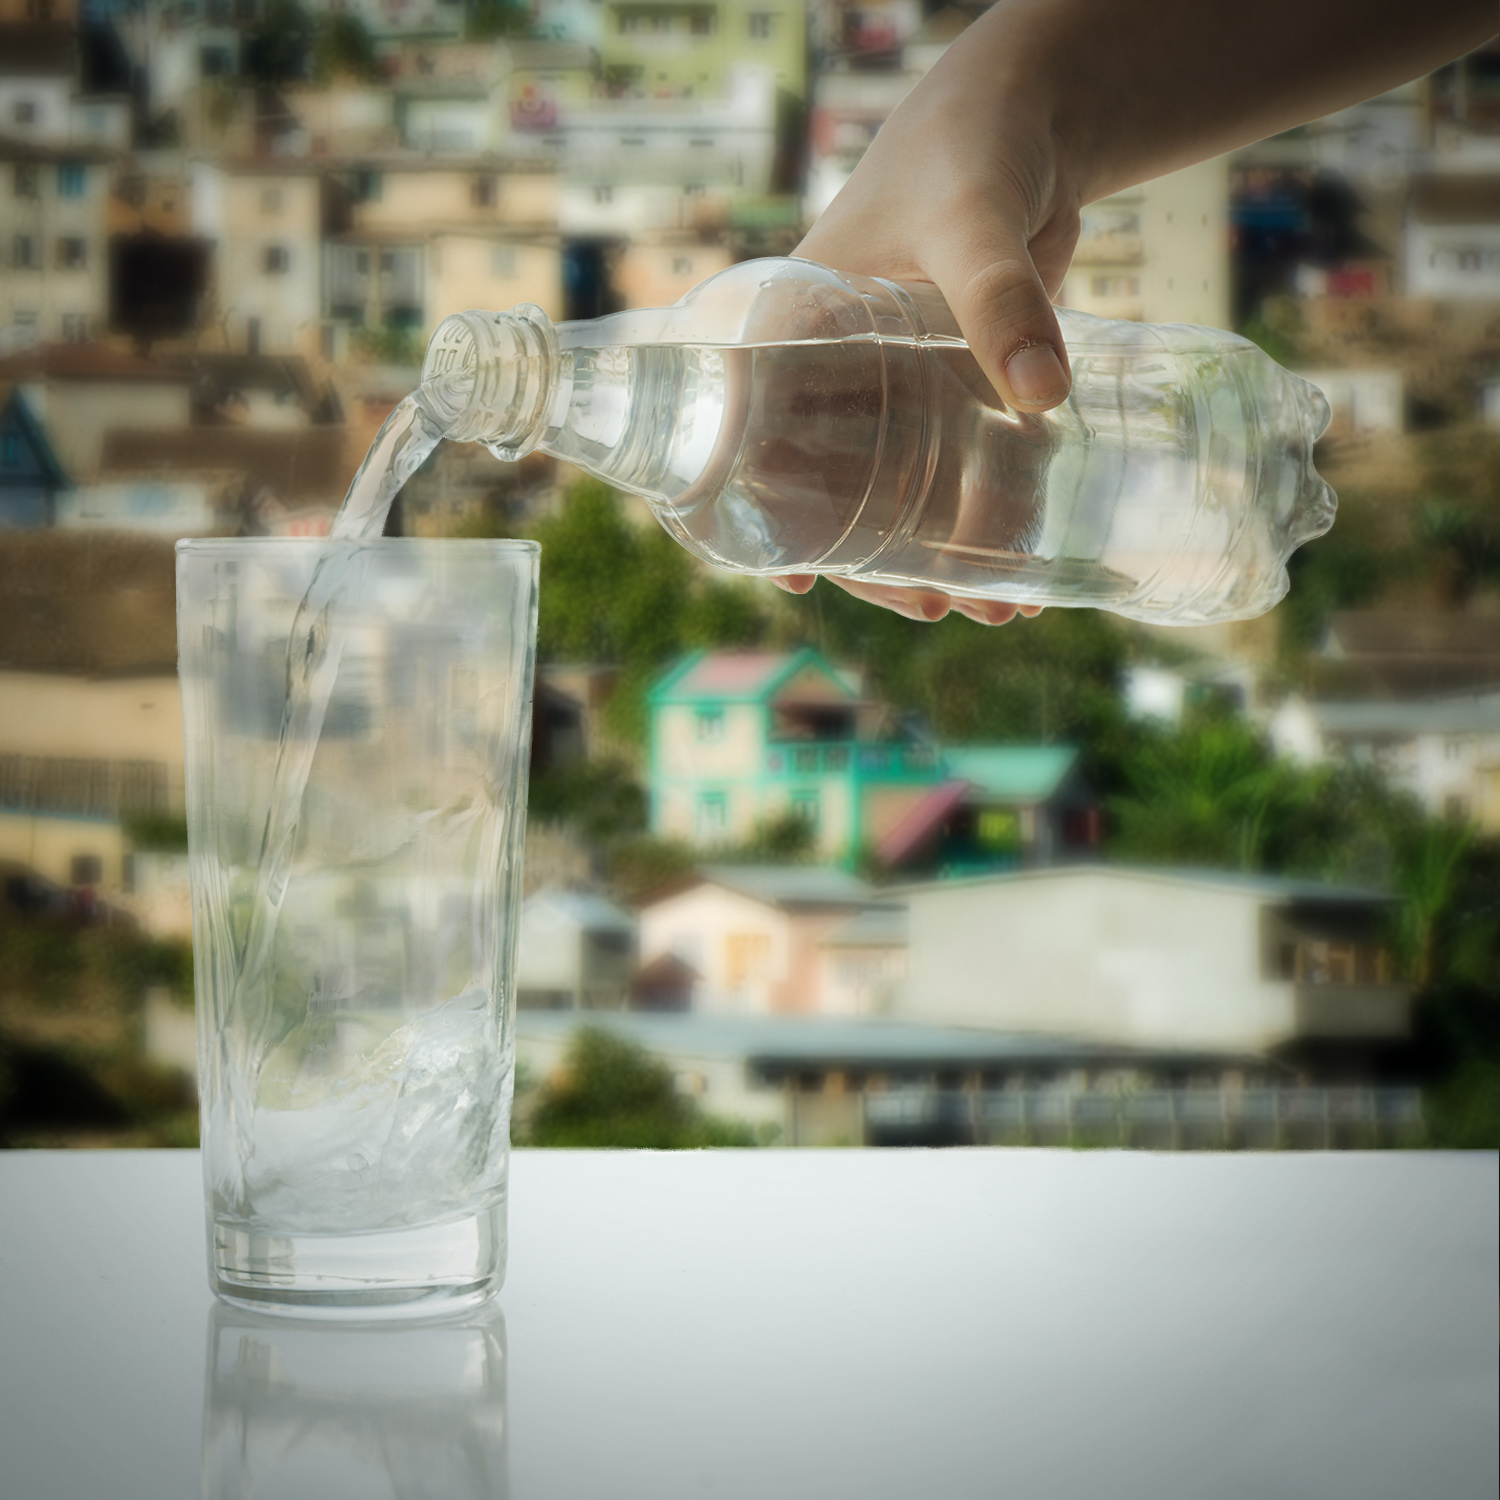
695;864;873;908
515;1011;1243;1067
523;888;636;931
1312;693;1500;737
889;863;1395;905
940;745;1078;801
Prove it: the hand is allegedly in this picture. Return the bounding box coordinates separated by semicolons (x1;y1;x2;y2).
789;6;1077;624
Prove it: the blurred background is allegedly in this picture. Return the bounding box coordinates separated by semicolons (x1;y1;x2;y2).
1;0;1497;1151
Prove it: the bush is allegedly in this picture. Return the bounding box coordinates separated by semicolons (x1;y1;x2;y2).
523;1027;755;1148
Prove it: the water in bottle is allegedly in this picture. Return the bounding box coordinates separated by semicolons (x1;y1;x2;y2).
418;257;1335;624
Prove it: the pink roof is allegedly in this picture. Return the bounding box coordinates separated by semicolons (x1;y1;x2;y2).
675;652;797;697
876;780;971;866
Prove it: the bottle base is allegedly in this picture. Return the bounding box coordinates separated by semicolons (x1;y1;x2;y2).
210;1199;506;1321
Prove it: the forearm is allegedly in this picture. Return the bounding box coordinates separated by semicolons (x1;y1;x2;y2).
935;0;1498;202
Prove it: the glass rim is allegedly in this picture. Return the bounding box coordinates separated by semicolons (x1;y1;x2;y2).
175;537;540;556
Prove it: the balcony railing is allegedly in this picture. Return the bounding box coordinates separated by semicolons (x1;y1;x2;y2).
864;1085;1425;1150
764;742;938;778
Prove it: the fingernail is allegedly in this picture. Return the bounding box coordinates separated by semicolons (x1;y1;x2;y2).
1005;344;1068;407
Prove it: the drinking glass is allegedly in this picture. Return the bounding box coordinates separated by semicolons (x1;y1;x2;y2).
178;539;538;1315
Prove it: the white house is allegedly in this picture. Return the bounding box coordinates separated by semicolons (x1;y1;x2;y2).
1404;175;1500;301
636;864;878;1015
516;888;638;1011
1294;367;1404;434
1271;692;1500;831
891;866;1409;1053
1061;155;1231;329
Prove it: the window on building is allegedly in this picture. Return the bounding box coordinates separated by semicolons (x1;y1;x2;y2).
13;100;37;125
56;237;88;269
1090;274;1140;298
14;163;39;198
690;11;713;32
619;11;640;30
352;169;382;203
748;12;773;37
491;245;518;277
60;312;88;343
354;248;371;274
57;163;86;198
695;708;725;742
70;854;104;888
593;184;613;205
13;235;40;269
260;186;282;214
200;44;234;76
471;175;497;208
379;249;398;273
262;244;290;274
1445;793;1473;820
698;792;728;839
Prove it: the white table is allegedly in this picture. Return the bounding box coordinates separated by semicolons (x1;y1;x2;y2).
1;1149;1495;1499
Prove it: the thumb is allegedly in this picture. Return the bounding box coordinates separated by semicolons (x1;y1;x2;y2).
933;233;1071;413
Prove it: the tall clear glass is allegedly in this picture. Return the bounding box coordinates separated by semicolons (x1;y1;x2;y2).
177;539;538;1316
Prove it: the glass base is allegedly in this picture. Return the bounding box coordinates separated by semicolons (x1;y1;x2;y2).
211;1199;507;1320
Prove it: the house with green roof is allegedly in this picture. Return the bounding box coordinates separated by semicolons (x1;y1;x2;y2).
647;648;1099;870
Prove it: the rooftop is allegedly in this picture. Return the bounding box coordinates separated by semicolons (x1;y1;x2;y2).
941;745;1079;802
889;863;1396;907
515;1010;1254;1070
650;864;874;910
1311;692;1500;737
650;648;856;705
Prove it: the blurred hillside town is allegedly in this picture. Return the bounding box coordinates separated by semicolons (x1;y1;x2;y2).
1;0;1498;1149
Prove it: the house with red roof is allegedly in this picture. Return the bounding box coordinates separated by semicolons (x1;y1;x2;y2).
647;648;1101;869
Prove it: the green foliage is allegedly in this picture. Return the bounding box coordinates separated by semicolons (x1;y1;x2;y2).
466;0;535;37
777;582;1125;744
124;813;189;852
1240;298;1304;367
528;755;648;846
1424;1057;1500;1149
1109;712;1332;872
1279;497;1394;656
353;324;424;367
523;1027;756;1148
244;0;314;83
606;836;698;905
530;482;767;739
313;13;383;83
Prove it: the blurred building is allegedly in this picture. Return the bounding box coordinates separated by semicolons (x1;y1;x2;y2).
0;530;182;893
891;866;1410;1059
648;648;1100;869
1271;691;1500;830
0;142;114;349
648;648;937;862
191;159;325;355
599;0;805;102
636;863;878;1013
1061;157;1231;328
513;1008;1422;1147
515;886;638;1010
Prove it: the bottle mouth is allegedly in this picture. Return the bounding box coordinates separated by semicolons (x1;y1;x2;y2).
419;306;558;457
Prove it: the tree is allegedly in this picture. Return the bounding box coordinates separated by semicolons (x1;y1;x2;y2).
522;1027;757;1147
243;0;314;84
313;13;383;83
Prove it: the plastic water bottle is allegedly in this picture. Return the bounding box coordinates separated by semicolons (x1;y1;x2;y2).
417;257;1335;624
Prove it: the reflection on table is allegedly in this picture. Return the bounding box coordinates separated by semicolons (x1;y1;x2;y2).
203;1303;508;1500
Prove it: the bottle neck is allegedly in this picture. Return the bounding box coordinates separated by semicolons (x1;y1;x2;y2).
418;305;560;460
